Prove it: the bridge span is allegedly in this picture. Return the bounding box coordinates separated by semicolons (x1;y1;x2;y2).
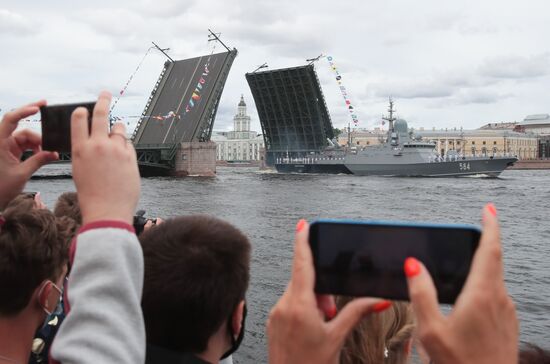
132;49;237;175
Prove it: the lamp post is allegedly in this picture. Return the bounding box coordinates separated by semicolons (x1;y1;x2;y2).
252;63;268;73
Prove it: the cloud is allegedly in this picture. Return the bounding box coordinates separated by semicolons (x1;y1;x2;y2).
371;79;454;99
77;8;145;37
382;36;409;47
212;103;237;131
366;51;549;108
1;0;550;132
0;9;38;36
424;10;465;32
137;0;198;18
454;89;514;105
224;17;328;59
479;54;550;79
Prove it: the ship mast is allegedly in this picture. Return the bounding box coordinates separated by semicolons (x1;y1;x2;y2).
382;97;397;132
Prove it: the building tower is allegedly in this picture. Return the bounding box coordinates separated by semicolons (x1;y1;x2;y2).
234;94;251;133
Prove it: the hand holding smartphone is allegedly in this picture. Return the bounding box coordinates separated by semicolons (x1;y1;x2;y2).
40;102;95;153
309;220;481;304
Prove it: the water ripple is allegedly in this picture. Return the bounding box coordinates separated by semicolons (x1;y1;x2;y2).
28;166;550;363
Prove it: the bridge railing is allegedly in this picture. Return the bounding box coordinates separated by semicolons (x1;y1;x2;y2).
131;61;171;142
134;143;175;150
134;143;179;168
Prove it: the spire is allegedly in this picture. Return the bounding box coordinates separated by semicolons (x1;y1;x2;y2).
238;94;246;107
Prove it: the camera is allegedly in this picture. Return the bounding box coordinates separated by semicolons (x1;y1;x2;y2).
133;210;157;236
40;102;95;153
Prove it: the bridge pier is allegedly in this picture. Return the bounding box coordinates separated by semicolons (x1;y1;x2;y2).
173;142;217;177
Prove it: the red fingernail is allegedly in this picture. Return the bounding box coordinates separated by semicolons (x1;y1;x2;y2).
404;257;421;277
327;305;337;319
373;300;392;313
486;203;497;217
296;219;306;233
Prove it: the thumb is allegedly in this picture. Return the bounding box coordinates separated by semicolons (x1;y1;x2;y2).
405;257;444;329
316;294;337;319
18;151;58;177
327;297;383;344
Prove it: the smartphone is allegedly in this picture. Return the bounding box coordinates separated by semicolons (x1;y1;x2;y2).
309;219;481;304
40;102;95;153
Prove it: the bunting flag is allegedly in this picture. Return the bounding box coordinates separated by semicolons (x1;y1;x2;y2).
325;55;359;125
183;63;210;114
18;112;182;124
19;118;42;122
109;46;155;115
149;111;180;121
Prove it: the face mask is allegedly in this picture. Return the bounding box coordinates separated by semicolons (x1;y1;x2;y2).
220;303;247;360
44;293;64;329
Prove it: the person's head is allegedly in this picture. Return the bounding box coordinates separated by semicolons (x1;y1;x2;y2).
337;297;415;364
53;192;82;225
140;215;251;359
9;192;46;210
519;344;550;364
0;197;70;326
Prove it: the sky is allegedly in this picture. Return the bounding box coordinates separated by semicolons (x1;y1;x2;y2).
1;0;549;133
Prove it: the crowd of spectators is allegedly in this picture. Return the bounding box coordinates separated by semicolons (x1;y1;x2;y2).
1;93;549;363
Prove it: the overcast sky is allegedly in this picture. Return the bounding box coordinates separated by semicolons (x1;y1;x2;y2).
1;0;549;133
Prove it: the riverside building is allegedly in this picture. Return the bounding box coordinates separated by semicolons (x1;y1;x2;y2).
338;122;539;160
211;95;264;161
516;114;550;135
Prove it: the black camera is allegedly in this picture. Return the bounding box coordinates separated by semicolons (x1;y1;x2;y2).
133;210;157;236
40;102;95;153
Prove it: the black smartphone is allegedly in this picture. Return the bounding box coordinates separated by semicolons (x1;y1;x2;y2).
309;219;481;304
40;102;95;153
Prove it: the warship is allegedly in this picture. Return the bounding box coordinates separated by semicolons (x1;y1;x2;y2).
275;100;518;177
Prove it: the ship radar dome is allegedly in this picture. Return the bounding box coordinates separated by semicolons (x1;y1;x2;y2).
394;119;408;134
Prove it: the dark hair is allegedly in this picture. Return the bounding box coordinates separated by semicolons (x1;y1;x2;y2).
140;215;251;354
0;198;70;316
53;192;82;225
519;344;550;364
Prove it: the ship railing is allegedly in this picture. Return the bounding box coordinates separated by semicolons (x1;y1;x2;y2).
428;152;517;163
276;156;346;164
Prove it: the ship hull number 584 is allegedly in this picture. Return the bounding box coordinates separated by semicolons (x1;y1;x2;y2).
459;162;471;171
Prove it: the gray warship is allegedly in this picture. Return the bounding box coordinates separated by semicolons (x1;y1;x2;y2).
275;100;518;177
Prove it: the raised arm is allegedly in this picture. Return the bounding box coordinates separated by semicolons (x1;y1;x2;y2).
267;220;389;364
0;100;58;209
50;91;145;363
405;204;518;364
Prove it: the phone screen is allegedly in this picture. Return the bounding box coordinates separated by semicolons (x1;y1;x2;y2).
309;221;480;304
40;102;95;153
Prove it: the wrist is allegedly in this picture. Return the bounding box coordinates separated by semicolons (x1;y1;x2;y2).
82;214;133;226
81;206;134;226
79;220;135;234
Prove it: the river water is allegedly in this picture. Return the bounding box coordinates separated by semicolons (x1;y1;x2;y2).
28;166;550;363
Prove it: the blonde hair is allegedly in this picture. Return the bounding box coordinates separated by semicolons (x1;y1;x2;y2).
337;297;415;364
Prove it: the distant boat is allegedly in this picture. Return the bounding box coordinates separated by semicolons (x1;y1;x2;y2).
275;100;518;177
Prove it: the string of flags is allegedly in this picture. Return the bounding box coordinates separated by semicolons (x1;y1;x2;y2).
184;63;210;113
18;118;43;123
12;48;215;129
325;55;359;126
16;112;181;124
119;47;153;97
109;46;154;114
